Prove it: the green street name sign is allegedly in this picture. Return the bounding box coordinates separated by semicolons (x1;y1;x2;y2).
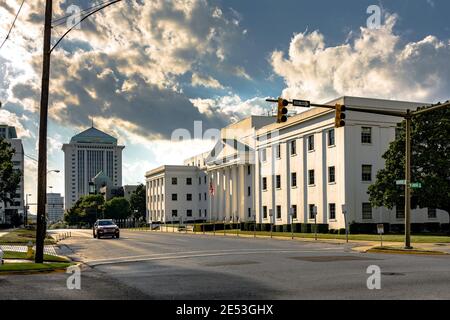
410;182;422;189
396;180;406;185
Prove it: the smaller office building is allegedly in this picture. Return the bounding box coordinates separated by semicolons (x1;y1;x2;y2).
146;165;208;223
46;193;64;223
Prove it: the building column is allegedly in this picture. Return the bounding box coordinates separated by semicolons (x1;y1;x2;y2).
238;164;246;221
217;169;223;220
231;165;238;221
225;167;230;220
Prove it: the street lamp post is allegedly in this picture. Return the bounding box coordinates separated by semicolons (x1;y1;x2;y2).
24;193;32;227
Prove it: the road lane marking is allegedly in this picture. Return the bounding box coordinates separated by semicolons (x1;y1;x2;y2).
87;248;345;267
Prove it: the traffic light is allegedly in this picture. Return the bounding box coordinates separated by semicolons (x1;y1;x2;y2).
335;104;346;128
277;98;289;123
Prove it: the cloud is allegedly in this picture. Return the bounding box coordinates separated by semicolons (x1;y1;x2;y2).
190;95;272;122
191;72;224;89
0;109;32;138
271;13;450;103
233;66;252;80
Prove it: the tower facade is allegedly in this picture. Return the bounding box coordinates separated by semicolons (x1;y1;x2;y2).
62;127;124;210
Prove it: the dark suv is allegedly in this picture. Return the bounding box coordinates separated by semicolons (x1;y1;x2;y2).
93;219;120;239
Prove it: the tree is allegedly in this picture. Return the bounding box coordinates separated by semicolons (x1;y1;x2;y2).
368;106;450;223
64;194;104;226
130;184;146;220
104;197;131;220
0;137;21;207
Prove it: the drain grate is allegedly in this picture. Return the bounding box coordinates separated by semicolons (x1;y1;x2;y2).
382;272;406;276
289;255;380;262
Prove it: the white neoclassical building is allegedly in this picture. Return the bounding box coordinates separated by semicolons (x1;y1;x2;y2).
146;165;208;223
145;96;449;231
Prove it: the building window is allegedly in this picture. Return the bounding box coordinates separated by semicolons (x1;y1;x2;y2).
308;170;315;185
172;210;177;217
204;209;207;217
276;205;281;219
291;140;297;155
248;208;251;218
361;127;372;144
428;208;437;219
308;135;315;151
199;209;202;217
199;177;201;185
199;193;202;201
204;176;207;184
186;177;192;185
362;165;372;182
186;194;192;201
276;175;281;189
172;177;177;185
247;186;251;196
309;204;316;219
292;205;297;219
328;166;336;183
263;206;268;219
396;205;405;219
261;149;267;162
262;177;268;191
328;129;335;146
187;210;192;217
276;144;281;159
172;194;177;201
362;203;372;220
291;172;297;187
247;166;251;175
204;193;207;200
329;203;336;220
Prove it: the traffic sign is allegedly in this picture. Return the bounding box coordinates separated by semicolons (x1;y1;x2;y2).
410;182;422;189
292;99;311;108
377;224;384;235
396;180;406;185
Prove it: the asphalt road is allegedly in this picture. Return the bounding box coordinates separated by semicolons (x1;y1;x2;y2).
1;229;449;300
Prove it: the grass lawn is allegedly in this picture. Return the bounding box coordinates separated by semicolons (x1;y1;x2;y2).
219;230;450;243
0;228;55;245
0;262;72;273
2;251;70;262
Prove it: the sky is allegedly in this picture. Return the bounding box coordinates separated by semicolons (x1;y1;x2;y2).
1;0;450;209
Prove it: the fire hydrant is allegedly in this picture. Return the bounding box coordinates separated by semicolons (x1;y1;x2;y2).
0;248;4;265
26;241;34;259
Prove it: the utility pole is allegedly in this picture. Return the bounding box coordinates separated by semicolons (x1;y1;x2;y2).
404;110;412;249
35;0;52;264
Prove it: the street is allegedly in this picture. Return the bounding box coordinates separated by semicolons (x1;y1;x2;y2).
1;230;449;300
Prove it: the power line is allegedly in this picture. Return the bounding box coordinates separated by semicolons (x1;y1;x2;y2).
51;0;119;28
0;0;26;51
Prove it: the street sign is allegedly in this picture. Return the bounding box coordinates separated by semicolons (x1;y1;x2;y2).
410;182;422;189
377;224;384;235
292;99;311;108
396;180;406;185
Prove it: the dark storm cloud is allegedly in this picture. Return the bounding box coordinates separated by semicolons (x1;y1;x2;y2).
51;53;228;139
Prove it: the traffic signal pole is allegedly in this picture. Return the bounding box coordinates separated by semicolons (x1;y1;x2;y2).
266;98;450;250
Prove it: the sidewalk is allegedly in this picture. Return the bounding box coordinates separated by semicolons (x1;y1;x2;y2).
134;228;450;254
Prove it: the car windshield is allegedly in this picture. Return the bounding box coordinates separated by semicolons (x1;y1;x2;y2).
98;220;114;226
